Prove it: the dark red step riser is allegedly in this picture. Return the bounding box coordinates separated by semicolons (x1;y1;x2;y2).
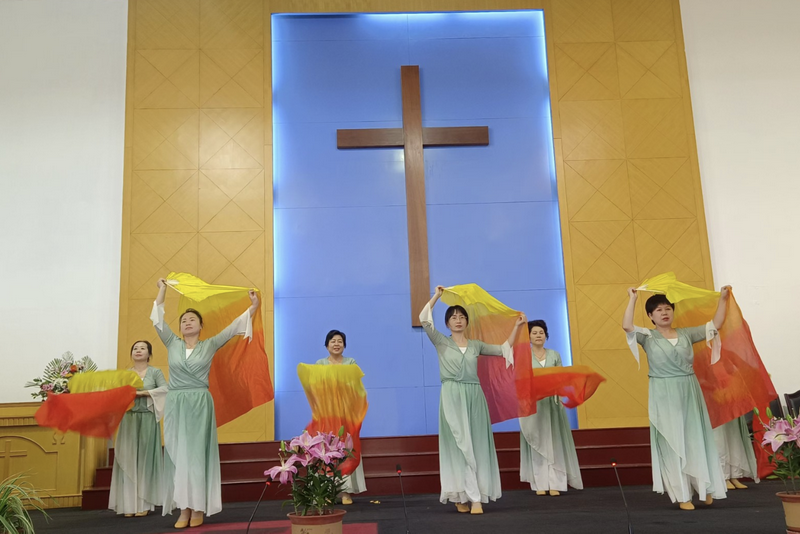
98;444;649;487
108;429;651;464
82;464;654;510
575;445;651;465
571;427;650;447
86;429;655;510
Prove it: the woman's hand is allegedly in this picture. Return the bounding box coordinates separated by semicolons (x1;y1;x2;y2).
434;285;445;298
720;285;732;301
622;289;638;332
248;289;260;316
135;390;149;397
156;277;168;305
515;314;527;327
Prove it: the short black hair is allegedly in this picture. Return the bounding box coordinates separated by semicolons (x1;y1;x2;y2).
645;294;674;317
179;308;204;326
325;329;346;348
444;305;469;327
527;320;549;339
130;340;153;362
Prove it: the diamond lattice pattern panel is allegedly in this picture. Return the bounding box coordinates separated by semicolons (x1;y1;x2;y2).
121;0;271;442
556;0;712;428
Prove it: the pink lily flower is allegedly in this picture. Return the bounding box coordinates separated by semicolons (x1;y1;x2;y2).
287;453;312;468
289;431;324;452
307;441;345;464
762;419;797;453
264;458;298;484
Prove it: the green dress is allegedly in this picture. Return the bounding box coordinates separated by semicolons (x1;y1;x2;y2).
153;302;252;516
314;357;367;495
627;324;727;503
519;349;583;492
715;415;759;482
109;366;167;514
420;304;507;504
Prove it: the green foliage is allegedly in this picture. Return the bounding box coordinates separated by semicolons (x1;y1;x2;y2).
0;475;48;534
289;461;347;516
768;442;800;494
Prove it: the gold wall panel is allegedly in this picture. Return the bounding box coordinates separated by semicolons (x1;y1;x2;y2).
119;0;274;443
119;0;713;432
0;403;106;509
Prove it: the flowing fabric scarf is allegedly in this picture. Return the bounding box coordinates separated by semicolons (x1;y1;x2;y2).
636;272;777;428
34;370;143;438
297;363;368;476
166;272;275;427
441;284;605;423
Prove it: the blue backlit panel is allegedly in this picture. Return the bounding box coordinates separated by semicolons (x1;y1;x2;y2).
273;11;576;439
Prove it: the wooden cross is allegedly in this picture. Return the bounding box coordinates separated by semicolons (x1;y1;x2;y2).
0;440;27;478
337;65;489;326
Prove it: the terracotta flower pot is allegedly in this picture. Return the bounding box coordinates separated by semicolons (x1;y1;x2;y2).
287;509;346;534
778;492;800;533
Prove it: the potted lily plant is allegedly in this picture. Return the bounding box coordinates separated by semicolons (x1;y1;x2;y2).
758;407;800;533
264;429;354;534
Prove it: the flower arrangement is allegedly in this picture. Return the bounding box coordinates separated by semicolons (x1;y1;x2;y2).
758;407;800;494
24;352;98;401
264;429;354;516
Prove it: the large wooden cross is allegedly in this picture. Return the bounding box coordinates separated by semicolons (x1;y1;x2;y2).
337;66;489;326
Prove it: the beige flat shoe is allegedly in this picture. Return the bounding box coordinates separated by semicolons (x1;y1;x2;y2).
549;490;560;496
679;502;695;511
189;512;204;527
135;511;148;517
470;502;483;515
731;478;748;489
124;514;133;518
726;480;736;490
455;503;469;513
341;493;353;505
536;490;546;496
704;495;714;506
174;519;189;529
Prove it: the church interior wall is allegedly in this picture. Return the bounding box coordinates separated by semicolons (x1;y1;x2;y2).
681;0;800;402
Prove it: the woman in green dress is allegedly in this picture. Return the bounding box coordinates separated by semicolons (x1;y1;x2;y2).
519;320;583;496
421;285;525;515
152;278;259;529
314;329;367;505
622;286;731;510
109;340;167;517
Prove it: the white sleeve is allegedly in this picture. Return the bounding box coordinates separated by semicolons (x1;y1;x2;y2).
705;321;721;365
500;341;514;368
230;309;253;341
419;302;433;326
625;327;651;370
150;301;165;331
146;387;168;422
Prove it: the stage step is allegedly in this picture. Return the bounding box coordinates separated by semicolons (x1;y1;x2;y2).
82;427;652;510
